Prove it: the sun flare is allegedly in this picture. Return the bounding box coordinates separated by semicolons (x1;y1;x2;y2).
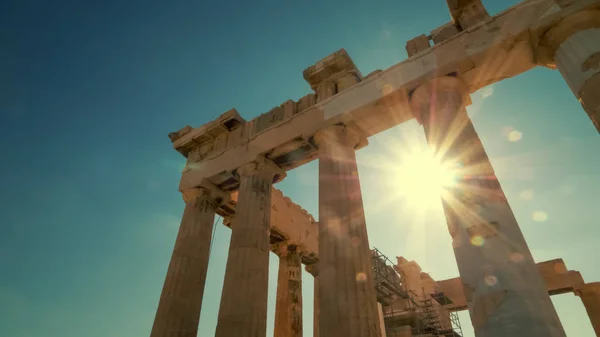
390;146;459;208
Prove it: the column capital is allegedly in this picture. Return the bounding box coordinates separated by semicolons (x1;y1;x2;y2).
305;263;319;277
575;282;600;297
312;124;367;150
181;179;230;206
272;242;293;256
236;156;286;183
222;215;234;228
409;76;470;125
536;9;600;68
272;241;309;257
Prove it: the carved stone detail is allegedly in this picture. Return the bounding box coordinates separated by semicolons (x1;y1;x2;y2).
312;124;365;151
236;157;287;183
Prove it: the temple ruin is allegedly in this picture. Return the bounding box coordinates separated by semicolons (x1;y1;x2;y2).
150;0;600;336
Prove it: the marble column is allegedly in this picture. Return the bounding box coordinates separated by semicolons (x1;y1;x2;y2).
273;243;303;337
306;264;319;337
409;76;565;337
575;282;600;336
214;159;284;337
537;10;600;132
313;124;382;337
150;186;225;337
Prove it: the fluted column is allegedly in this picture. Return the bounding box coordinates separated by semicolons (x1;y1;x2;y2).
151;186;227;337
409;76;565;337
273;243;303;337
313;124;381;337
306;264;319;337
575;282;600;336
537;10;600;132
214;158;285;337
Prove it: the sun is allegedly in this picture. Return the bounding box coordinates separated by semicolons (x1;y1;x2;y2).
358;126;465;214
390;145;459;209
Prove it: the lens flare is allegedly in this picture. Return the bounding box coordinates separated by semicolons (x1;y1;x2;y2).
470;235;485;247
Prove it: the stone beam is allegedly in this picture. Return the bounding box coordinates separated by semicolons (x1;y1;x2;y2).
437;259;585;311
219;188;319;264
170;0;600;193
216;186;585;307
445;0;491;30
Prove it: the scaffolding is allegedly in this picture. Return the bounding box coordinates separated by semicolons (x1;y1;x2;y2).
417;298;442;334
430;292;463;337
371;247;463;337
371;247;409;305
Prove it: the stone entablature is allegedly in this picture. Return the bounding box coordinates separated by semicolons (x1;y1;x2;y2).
168;0;600;195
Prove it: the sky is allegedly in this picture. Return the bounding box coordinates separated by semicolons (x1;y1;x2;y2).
0;0;599;336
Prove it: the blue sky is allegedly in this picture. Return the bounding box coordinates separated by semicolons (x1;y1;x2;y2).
1;0;598;336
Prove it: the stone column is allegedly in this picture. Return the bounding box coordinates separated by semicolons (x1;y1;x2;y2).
214;158;284;337
273;243;303;337
537;10;600;132
409;76;566;337
313;124;382;337
150;186;226;337
306;264;319;337
575;282;600;336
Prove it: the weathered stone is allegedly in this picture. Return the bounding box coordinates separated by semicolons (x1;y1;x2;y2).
273;244;303;337
168;125;193;142
281;99;297;119
214;159;282;337
539;10;600;132
174;0;591;187
150;187;219;337
303;49;362;91
431;22;460;45
296;94;316;113
253;106;286;137
575;282;600;336
314;124;381;337
316;80;336;103
538;10;600;132
306;264;320;337
337;72;361;92
406;35;431;57
410;76;566;337
160;2;600;336
446;0;490;30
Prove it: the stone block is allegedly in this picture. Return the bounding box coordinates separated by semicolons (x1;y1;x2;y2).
297;94;316;112
253;106;285;137
226;126;243;148
303;48;362;90
405;35;431;57
446;0;490;30
217;108;246;131
316;80;336;102
281;99;297;119
337;72;361;92
168;125;193;142
431;22;460;45
212;133;228;154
